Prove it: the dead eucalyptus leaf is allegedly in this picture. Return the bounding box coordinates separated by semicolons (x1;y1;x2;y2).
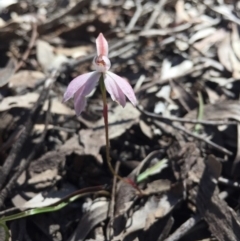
20;184;77;209
68;198;108;241
36;40;69;72
161;59;193;81
0;58;16;88
143;179;171;195
218;33;232;72
9;70;45;88
79;104;140;162
0;92;74;115
0;92;38;111
114;188;182;241
194;29;226;54
231;23;240;60
36;40;55;72
189;27;216;44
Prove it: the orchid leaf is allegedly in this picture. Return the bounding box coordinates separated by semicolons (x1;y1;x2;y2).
0;222;10;241
137;158;168;183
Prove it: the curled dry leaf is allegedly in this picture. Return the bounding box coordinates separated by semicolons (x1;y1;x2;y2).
0;0;17;12
8;70;45;89
19;184;77;210
54;45;92;59
189;27;216;44
0;93;38;111
218;33;232;72
161;58;193;81
231;23;240;60
113;188;182;241
194;29;226;54
68;198;108;241
0;58;16;88
36;40;69;72
0;92;74;115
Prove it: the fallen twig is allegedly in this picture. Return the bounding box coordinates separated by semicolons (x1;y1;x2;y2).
0;70;59;193
0;94;52;208
138;105;238;126
153;120;232;155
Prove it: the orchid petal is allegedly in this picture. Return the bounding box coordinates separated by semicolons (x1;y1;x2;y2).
63;71;99;102
74;87;87;115
105;71;137;106
73;72;101;115
104;73;126;107
96;33;108;56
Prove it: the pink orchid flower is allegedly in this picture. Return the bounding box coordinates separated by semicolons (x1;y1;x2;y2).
63;33;137;115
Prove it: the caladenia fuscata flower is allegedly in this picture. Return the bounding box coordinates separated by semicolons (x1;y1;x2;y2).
63;33;140;192
63;33;137;115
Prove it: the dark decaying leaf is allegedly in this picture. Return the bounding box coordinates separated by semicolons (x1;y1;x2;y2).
196;155;240;241
79;104;140;163
68;198;108;241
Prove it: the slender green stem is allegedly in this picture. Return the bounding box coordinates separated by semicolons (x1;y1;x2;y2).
99;75;142;194
99;75;124;181
100;76;137;184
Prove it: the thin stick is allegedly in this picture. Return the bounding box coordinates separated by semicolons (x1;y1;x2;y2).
107;161;120;240
15;22;38;72
0;93;52;208
138;105;238;126
154;120;232;155
125;0;143;33
144;0;167;30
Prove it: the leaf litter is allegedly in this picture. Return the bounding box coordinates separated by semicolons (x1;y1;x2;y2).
0;0;240;241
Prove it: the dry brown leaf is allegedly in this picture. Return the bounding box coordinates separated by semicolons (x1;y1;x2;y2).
229;24;240;78
29;135;83;176
13;183;77;209
36;40;69;72
0;58;16;88
143;179;171;195
68;198;108;241
0;92;74;115
36;40;55;71
209;4;240;25
44;98;75;116
0;0;17;12
113;150;164;238
8;70;45;88
0;92;38;111
194;29;226;54
80;103;140;162
175;0;190;23
139;120;153;139
183;100;240;129
27;169;60;188
54;45;92;59
113;187;182;241
218;33;232;72
161;59;193;81
140;23;192;37
231;23;240;60
196;156;240;241
189;27;216;44
229;45;240;79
